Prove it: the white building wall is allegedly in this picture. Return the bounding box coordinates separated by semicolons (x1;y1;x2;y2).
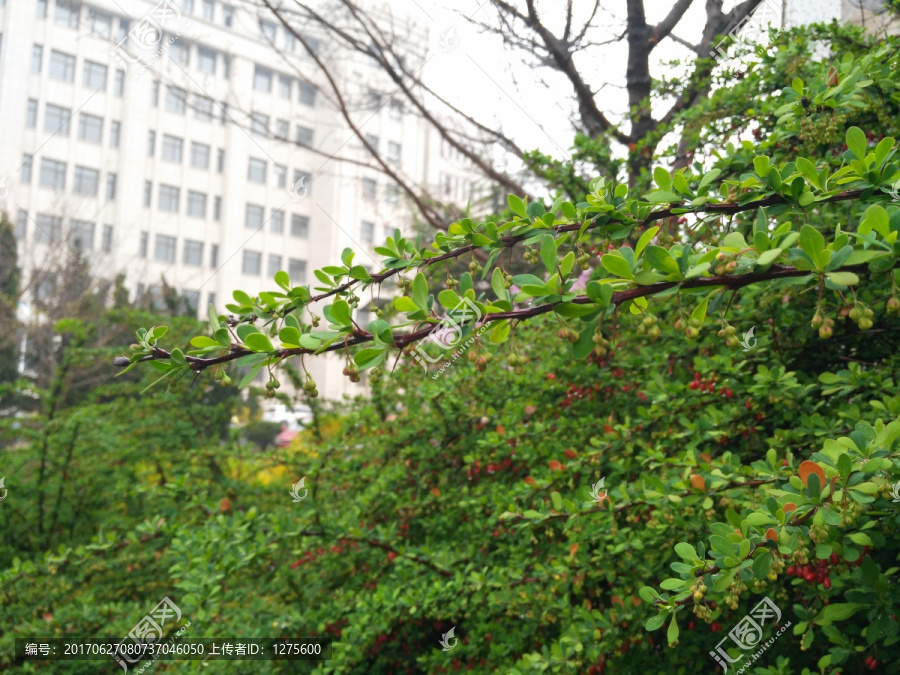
0;0;478;400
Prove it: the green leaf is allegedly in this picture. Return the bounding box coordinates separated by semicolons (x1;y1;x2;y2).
845;126;867;161
674;542;696;561
635;226;659;258
667;613;679;646
394;296;419;313
644;190;682;204
753;156;770;177
825;272;859;286
551;491;562;511
244;333;275;352
653;167;671;192
645;614;666;631
412;273;429;310
438;289;462;310
190;336;220;349
756;248;783;266
491;267;509;301
540;234;558;273
331;300;352;326
799;225;827;270
600;253;634;280
644;245;679;274
560;251;575;277
508;194;527;218
819;603;867;624
279;326;302;345
354;347;387;369
690;297;709;326
556;303;600;318
639;586;661;603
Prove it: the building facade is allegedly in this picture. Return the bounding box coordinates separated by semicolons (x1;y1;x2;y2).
0;0;480;399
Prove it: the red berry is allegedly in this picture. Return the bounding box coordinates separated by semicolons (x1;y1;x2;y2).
823;577;831;589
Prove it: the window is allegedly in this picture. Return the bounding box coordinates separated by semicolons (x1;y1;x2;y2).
194;95;214;121
293;170;311;192
202;0;214;20
284;30;296;52
386;183;399;204
78;113;103;143
26;99;38;128
105;121;119;148
34;273;58;303
190;142;210;169
69;220;94;250
298;81;316;105
210;244;219;267
254;65;272;92
214;197;221;220
16;211;27;239
271;211;284;233
154;234;177;262
168;40;189;66
36;0;48;18
275;119;289;139
118;18;129;42
187;191;207;217
217;149;225;172
242;250;262;275
291;214;309;238
82;60;107;89
387;141;401;163
278;75;292;99
222;4;233;26
162;134;184;162
22;155;34;183
267;254;282;277
35;214;63;244
274;165;286;188
220;101;228;123
114;69;125;96
304;35;321;55
198;47;216;74
102;225;113;252
183;239;204;265
360;221;374;244
259;20;276;42
383;225;393;242
289;258;307;282
366;89;382;109
250;112;269;135
223;55;231;78
158;184;180;212
144;181;152;207
151;80;160;106
139;231;148;257
54;0;79;28
389;99;403;120
147;130;156;156
245;204;264;229
88;9;112;38
363;133;379;151
248;158;266;183
181;0;194;13
296;126;314;146
45;104;71;135
106;173;117;199
32;45;43;73
362;178;377;200
165;86;187;113
73;166;100;195
39;158;66;189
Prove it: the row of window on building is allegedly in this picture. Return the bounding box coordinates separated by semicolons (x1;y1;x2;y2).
26;99;120;146
14;210;113;253
136;230;308;282
31;44;125;93
21;155;117;200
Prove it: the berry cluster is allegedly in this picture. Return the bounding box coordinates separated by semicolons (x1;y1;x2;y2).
786;556;835;589
301;375;319;398
713;251;739;276
810;312;836;339
636;315;661;338
688;371;733;397
847;304;874;330
466;454;517;482
342;363;360;383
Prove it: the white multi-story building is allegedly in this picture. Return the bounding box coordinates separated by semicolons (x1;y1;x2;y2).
0;0;483;399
